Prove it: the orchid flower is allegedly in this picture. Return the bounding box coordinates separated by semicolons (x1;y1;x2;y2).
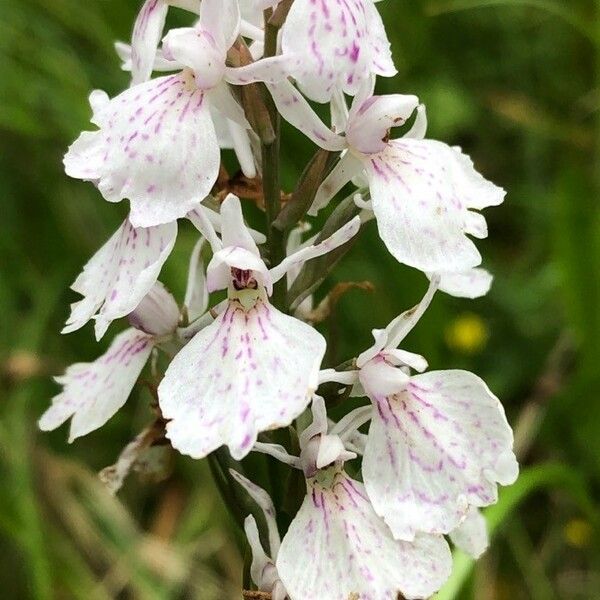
353;278;518;540
157;194;360;460
280;0;396;102
64;0;293;228
271;86;505;274
254;397;453;600
41;244;210;442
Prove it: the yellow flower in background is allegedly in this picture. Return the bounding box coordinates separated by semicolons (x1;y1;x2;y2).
564;518;592;549
445;313;489;354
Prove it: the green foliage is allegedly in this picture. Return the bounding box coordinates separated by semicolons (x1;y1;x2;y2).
1;0;599;598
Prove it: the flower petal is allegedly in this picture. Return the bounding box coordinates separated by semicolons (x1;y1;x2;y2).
158;298;326;460
39;328;154;441
364;138;505;272
62;218;177;340
184;239;209;321
131;0;169;85
429;267;493;299
281;0;396;102
276;471;452;600
266;80;346;151
361;369;518;540
310;152;363;216
346;94;419;155
450;507;489;559
64;73;219;228
270;216;360;283
128;281;180;336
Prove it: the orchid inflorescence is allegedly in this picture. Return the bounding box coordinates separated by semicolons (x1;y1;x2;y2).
40;1;518;598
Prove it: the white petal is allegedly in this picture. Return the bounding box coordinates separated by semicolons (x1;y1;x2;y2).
130;0;169;85
346;94;419;155
230;470;280;556
39;328;154;441
361;369;518;540
365;138;505;272
220;194;261;254
450;507;489;559
276;471;452;600
429;267;493;299
280;0;396;102
62;218;177;340
225;55;298;85
159;297;326;460
357;277;438;367
266;80;346;151
184;239;209;321
310;152;363;216
128;281;180;336
64;73;219;228
243;515;283;595
270;216;360;284
199;0;240;51
162;27;227;89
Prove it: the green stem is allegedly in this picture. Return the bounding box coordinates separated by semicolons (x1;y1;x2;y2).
261;9;286;311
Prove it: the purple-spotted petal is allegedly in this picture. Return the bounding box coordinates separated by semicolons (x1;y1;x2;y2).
158;297;326;460
361;369;518;540
39;328;154;441
281;0;396;102
62;218;177;340
364;138;505;272
130;0;169;84
276;471;452;600
64;73;219;228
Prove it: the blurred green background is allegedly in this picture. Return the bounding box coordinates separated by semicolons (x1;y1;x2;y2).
1;0;600;598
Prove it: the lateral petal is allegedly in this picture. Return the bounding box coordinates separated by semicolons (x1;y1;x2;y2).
62;218;177;340
39;328;154;441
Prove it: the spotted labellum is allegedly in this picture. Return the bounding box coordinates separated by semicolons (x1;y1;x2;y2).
43;1;517;598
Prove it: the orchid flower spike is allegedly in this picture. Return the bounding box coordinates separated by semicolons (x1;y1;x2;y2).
355;278;519;541
261;397;453;600
64;0;293;228
40;258;209;442
272;85;505;275
157;194;361;460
